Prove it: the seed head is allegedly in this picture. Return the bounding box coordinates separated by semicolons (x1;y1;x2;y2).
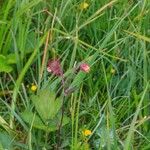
47;59;63;76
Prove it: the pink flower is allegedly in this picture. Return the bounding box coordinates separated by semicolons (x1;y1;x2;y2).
47;59;63;76
80;63;90;73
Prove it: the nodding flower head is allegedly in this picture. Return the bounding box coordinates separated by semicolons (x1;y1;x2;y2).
47;59;63;76
80;63;90;73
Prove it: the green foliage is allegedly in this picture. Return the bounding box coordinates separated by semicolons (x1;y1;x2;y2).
21;110;69;132
31;89;62;121
0;54;16;72
0;131;13;150
21;88;69;131
0;0;150;149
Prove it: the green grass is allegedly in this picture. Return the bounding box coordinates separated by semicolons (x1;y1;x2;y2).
0;0;150;149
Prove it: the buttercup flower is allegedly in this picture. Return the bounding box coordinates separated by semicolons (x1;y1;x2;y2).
31;84;37;92
80;63;90;73
79;2;89;10
110;68;116;74
82;129;92;136
47;59;63;76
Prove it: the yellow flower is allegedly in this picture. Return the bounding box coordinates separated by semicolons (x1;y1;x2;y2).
110;68;116;74
79;2;89;10
31;84;37;92
82;129;92;136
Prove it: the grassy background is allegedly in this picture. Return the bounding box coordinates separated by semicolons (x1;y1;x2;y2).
0;0;150;149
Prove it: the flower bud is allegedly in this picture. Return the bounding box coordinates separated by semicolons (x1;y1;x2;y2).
80;63;90;73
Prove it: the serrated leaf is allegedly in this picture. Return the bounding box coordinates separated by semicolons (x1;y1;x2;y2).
31;89;62;122
21;110;69;132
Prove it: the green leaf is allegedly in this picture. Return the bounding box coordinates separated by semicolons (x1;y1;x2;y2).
21;110;69;132
31;89;62;122
0;143;4;150
16;0;42;17
70;72;86;88
0;131;13;149
6;54;16;64
25;32;37;54
0;55;13;73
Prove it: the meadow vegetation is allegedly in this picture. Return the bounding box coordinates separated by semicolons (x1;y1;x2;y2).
0;0;150;149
